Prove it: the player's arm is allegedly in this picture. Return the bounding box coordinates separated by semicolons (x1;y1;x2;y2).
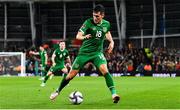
51;51;56;66
76;31;91;40
45;53;48;65
65;56;71;69
29;51;39;55
76;20;91;40
105;31;114;54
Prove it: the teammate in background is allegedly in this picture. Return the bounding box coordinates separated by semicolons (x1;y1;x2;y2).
40;41;71;87
29;45;48;80
50;4;120;103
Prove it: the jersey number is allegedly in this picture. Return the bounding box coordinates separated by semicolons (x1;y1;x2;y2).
96;31;102;38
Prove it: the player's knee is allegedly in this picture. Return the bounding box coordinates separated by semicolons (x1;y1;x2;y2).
66;70;78;80
62;68;68;74
47;72;52;76
66;76;73;81
102;71;109;76
65;75;74;80
99;64;108;75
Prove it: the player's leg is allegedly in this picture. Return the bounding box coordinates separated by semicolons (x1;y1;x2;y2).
49;74;54;80
50;69;79;100
56;68;69;90
93;53;120;103
50;55;86;100
41;66;56;86
50;67;68;100
58;69;79;91
40;70;53;87
99;64;120;103
39;65;48;80
61;67;68;80
44;64;53;80
43;71;53;83
56;55;87;93
42;64;48;77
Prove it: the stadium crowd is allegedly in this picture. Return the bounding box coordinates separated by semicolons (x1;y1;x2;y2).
1;46;180;75
0;56;21;75
105;47;180;73
26;47;180;74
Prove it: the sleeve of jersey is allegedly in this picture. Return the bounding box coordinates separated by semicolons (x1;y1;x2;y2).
53;50;57;56
79;20;89;35
66;51;70;58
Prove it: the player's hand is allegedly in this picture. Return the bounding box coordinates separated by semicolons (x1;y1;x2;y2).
107;42;114;54
52;63;56;66
66;63;72;69
84;34;92;39
29;51;34;55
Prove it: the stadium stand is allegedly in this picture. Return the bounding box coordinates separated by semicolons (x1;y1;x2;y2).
0;0;180;49
0;0;180;75
126;0;180;48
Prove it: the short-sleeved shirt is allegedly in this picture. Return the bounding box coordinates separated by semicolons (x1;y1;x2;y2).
53;48;69;66
49;48;69;72
71;18;110;70
39;50;47;66
78;18;110;55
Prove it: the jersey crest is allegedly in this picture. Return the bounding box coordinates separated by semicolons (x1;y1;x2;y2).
92;27;96;31
103;27;107;33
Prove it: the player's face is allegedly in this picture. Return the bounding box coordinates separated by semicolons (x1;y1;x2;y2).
93;12;104;24
39;46;43;51
59;42;65;50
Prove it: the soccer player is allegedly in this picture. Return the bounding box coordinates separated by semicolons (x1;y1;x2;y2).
29;45;48;80
50;4;120;103
41;41;71;87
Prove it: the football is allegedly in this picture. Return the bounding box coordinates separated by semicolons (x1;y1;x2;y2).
69;91;83;105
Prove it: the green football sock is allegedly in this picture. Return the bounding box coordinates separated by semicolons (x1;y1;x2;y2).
42;71;47;77
104;72;117;95
56;74;70;93
43;75;49;83
42;66;48;77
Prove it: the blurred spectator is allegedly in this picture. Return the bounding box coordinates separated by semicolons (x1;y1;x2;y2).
1;45;180;74
176;59;180;71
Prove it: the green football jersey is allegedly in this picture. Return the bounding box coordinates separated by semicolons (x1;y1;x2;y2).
54;48;69;65
39;50;47;66
78;18;110;55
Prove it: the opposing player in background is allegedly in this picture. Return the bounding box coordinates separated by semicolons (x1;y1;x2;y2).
50;4;120;103
40;41;71;87
29;45;48;80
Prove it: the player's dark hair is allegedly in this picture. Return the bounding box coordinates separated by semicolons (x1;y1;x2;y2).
93;4;105;14
59;40;65;44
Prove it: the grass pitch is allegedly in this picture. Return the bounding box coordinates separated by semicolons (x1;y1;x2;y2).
0;76;180;109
